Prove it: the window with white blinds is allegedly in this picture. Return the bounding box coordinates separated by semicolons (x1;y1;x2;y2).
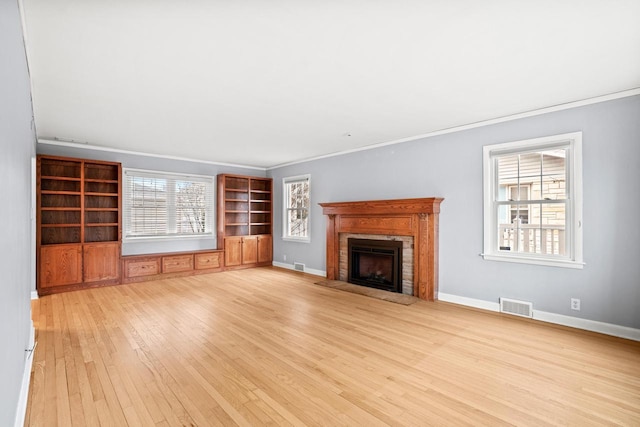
123;169;214;240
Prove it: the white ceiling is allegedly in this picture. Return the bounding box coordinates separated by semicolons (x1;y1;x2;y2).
22;0;640;169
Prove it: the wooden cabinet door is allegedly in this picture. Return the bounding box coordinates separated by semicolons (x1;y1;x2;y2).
83;243;119;283
40;245;83;288
257;235;272;263
224;236;243;266
242;236;258;264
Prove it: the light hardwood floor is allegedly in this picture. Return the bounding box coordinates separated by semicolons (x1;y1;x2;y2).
26;267;640;426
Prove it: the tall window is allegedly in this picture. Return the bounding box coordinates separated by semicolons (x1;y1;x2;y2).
283;175;310;241
123;169;214;240
483;132;583;268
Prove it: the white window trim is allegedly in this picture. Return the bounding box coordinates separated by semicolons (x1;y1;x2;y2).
123;168;215;242
282;174;311;243
482;132;584;269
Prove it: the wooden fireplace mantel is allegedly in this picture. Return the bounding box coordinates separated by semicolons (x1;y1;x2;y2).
319;198;443;301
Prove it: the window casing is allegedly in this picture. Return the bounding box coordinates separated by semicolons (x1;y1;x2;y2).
283;175;310;242
483;132;583;268
123;169;214;240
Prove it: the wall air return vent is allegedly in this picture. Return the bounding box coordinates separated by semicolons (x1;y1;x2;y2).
499;298;533;318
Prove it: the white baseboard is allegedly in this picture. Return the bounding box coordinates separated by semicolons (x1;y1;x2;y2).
532;311;640;341
30;291;38;300
438;292;640;342
272;261;326;277
14;323;36;427
438;293;500;312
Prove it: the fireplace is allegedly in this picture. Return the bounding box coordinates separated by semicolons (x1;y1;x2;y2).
320;198;443;301
348;239;403;293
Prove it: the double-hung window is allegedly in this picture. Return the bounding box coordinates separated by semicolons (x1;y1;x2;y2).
123;169;214;240
483;132;583;268
283;175;310;242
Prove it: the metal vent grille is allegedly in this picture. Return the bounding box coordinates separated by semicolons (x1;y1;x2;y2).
294;262;305;272
499;298;533;318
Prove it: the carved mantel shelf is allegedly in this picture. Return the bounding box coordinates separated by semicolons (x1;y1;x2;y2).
319;198;444;301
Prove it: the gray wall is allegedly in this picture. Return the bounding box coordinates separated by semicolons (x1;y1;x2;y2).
36;144;267;257
0;0;37;424
269;95;640;329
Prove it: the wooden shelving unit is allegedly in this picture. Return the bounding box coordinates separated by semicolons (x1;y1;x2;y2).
37;155;122;295
217;174;273;268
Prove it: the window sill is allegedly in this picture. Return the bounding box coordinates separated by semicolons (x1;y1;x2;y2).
481;253;584;269
124;233;215;243
282;237;310;243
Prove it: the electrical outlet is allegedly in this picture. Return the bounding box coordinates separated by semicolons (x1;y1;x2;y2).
571;298;581;311
283;254;287;261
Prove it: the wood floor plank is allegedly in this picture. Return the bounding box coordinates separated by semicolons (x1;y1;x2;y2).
26;267;640;426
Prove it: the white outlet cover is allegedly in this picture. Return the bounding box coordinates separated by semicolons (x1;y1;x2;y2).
571;298;581;310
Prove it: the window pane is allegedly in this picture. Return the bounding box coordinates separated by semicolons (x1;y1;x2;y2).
497;205;514;251
498;203;531;252
289;182;309;208
497;150;566;202
499;203;566;256
128;176;168;236
540;203;566;255
541;150;566;200
287;209;308;237
518;152;542;181
175;181;208;234
497;155;519;200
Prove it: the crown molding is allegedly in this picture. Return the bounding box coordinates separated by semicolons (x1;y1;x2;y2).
37;138;267;171
37;88;639;171
267;88;640;170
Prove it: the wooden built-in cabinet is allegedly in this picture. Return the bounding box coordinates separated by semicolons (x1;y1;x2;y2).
121;250;223;283
37;155;122;295
37;162;274;294
224;234;272;267
218;174;273;269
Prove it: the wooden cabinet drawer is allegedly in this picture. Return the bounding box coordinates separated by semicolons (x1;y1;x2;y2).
195;252;222;270
162;254;193;273
125;257;160;278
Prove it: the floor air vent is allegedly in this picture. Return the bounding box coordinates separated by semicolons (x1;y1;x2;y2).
294;262;305;272
499;298;533;318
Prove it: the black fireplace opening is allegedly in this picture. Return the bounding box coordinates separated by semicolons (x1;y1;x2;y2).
348;238;403;293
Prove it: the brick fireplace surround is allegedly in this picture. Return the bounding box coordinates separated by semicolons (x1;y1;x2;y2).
319;198;444;301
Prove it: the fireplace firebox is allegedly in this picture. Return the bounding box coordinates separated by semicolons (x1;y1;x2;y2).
348;238;403;293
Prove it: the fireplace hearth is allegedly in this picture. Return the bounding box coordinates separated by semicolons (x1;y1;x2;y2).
348;238;403;293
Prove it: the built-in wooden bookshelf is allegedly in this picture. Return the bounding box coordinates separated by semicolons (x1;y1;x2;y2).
217;174;273;268
37;155;122;294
